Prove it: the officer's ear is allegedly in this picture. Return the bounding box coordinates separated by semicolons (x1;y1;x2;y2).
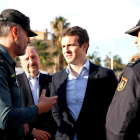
11;26;18;40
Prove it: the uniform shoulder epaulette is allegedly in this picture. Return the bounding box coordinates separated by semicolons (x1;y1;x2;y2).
127;58;140;67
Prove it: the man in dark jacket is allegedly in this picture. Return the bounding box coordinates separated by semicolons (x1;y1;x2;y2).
51;26;118;140
106;19;140;140
17;46;57;140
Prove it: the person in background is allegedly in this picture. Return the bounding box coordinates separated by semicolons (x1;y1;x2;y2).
17;46;57;140
0;8;57;140
106;19;140;140
51;26;118;140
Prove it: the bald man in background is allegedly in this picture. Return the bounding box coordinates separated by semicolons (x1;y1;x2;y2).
17;46;57;140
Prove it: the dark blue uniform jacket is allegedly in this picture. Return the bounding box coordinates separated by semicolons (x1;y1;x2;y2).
0;45;38;139
106;58;140;140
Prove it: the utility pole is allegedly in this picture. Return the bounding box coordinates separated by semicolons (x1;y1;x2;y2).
111;37;114;70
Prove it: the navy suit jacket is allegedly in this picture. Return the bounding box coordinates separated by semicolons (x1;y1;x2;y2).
51;62;118;140
17;72;57;139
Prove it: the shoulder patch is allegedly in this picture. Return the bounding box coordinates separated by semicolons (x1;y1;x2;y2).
117;76;128;92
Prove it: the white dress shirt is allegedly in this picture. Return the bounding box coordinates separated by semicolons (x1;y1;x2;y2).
26;72;40;105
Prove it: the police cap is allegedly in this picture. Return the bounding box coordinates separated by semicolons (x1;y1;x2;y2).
0;9;37;37
125;20;140;36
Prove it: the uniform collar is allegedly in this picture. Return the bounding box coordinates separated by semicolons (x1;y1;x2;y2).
0;45;15;65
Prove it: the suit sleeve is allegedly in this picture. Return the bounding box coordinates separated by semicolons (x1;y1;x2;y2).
0;65;38;130
105;69;118;108
106;67;140;140
99;68;118;113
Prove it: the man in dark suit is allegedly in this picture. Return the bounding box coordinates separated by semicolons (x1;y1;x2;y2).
17;46;57;140
50;26;118;140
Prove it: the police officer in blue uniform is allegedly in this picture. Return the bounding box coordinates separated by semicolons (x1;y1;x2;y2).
106;20;140;140
0;9;57;140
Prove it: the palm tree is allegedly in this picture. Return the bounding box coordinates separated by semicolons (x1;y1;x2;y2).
50;16;70;72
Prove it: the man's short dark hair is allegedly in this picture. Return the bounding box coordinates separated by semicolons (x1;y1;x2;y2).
0;20;20;37
61;26;89;53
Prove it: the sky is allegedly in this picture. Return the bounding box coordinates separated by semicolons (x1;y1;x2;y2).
1;0;140;65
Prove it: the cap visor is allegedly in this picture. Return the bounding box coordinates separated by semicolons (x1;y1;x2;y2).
125;26;140;36
23;26;38;37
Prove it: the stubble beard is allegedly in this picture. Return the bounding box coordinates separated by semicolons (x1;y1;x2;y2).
29;67;39;78
15;40;27;56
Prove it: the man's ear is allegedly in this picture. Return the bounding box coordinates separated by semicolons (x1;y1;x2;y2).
11;27;18;40
83;42;88;52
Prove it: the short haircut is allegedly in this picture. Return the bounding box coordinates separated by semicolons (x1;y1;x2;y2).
61;26;89;53
0;20;20;37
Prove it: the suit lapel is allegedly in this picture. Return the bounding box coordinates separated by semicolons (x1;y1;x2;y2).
85;62;100;93
39;73;44;97
77;62;100;121
39;73;51;97
19;72;34;105
59;70;68;109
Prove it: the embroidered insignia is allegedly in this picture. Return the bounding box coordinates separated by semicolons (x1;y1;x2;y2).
11;74;15;77
117;76;128;91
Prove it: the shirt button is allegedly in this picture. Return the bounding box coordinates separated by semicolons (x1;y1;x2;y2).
77;102;78;104
76;91;78;93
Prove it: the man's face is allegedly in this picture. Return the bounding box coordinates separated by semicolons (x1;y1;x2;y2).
15;26;30;56
20;47;40;78
62;35;86;65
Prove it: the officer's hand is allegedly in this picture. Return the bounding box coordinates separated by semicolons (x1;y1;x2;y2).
32;128;51;140
37;89;58;114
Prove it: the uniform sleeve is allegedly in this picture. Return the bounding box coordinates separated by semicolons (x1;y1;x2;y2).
0;65;38;130
106;67;140;140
